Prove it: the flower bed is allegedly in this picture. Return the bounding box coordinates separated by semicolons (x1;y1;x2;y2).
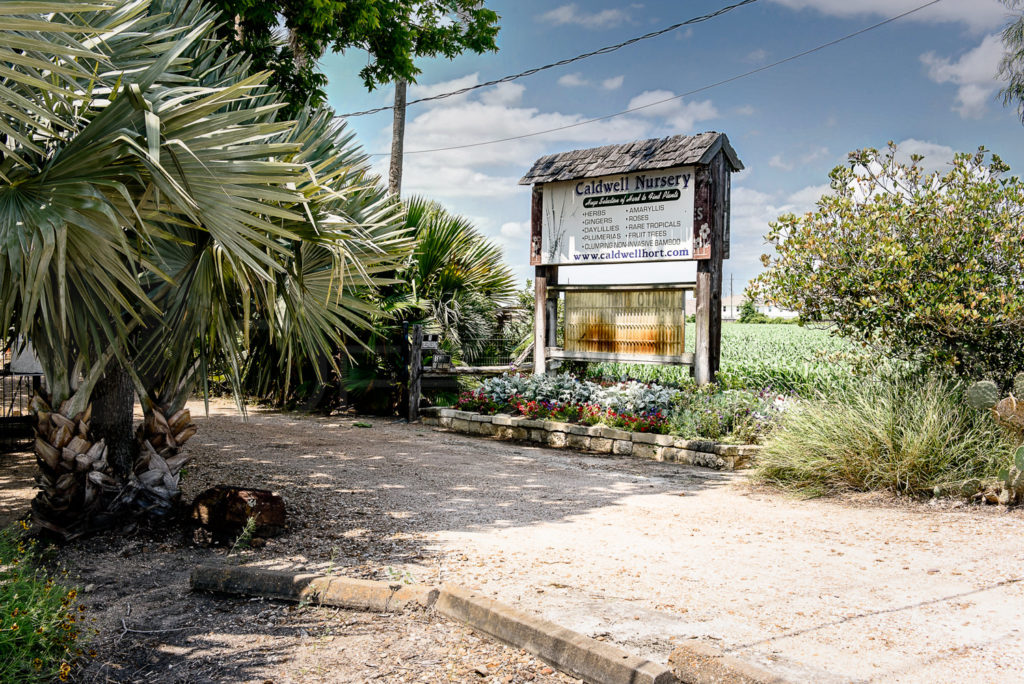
421;373;783;470
420;407;760;470
450;373;786;445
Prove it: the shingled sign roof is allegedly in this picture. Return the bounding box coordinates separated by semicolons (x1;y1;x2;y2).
519;132;743;185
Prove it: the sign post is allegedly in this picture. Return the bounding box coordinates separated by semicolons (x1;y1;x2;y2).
521;133;741;383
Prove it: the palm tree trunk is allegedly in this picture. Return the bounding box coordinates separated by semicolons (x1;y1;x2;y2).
90;363;136;478
30;393;112;539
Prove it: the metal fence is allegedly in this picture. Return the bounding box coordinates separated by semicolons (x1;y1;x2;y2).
1;343;43;453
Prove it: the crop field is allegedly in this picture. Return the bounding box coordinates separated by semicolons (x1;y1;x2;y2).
585;323;874;396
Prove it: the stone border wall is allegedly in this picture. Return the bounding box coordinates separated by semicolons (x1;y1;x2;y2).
421;407;760;470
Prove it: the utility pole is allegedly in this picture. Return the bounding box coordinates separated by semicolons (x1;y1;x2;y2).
388;79;407;197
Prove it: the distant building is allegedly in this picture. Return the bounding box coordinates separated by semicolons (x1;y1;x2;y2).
685;295;798;321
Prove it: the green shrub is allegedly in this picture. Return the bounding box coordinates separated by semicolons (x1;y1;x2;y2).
757;374;1018;496
669;387;783;444
0;522;92;682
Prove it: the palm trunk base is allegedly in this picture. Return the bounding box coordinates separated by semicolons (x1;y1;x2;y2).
30;394;197;540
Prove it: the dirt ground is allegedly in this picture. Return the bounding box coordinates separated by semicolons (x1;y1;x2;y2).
2;399;1024;683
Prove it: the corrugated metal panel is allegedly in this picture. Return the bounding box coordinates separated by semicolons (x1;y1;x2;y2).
564;289;684;357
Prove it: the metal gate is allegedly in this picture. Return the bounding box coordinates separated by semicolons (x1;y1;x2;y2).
1;342;43;453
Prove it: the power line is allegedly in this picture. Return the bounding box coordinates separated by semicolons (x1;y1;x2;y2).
336;0;760;118
367;0;943;158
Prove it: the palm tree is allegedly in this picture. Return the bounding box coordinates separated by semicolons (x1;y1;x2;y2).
1000;1;1024;121
398;197;517;356
1;0;409;538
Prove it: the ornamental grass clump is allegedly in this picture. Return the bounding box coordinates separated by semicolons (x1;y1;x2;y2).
756;374;1017;497
0;522;94;682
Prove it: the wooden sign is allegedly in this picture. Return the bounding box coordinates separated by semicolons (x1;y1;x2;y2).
520;132;742;384
538;167;697;265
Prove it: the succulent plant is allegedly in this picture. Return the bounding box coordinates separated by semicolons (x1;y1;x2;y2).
1014;372;1024;400
966;380;1000;410
996;446;1024;505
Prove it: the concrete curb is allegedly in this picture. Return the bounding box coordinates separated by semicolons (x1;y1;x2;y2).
669;641;792;684
191;566;676;684
190;565;438;613
435;585;675;684
420;407;760;470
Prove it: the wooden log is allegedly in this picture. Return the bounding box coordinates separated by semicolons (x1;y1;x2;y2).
76;420;88;438
61;447;77;465
31;395;51;413
75;454;93;471
140;470;164;487
56;472;75;491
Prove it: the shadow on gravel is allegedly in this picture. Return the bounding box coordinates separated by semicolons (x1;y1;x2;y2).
2;408;732;682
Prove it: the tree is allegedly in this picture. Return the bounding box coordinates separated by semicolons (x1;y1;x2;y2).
1;0;410;538
396;197;517;353
999;0;1024;121
749;143;1024;381
737;299;763;324
209;0;500;116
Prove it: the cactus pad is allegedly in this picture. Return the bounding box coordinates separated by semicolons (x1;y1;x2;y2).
1015;446;1024;472
1014;372;1024;400
966;380;1000;410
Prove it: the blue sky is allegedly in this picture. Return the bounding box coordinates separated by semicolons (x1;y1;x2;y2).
323;0;1024;292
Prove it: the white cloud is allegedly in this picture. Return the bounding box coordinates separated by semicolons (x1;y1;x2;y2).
893;138;956;173
558;72;590;88
388;73;655;200
735;104;756;116
500;221;530;238
479;82;526;107
767;146;830;172
538;4;634;29
921;33;1006;118
768;0;1008;33
744;48;769;63
409;74;480;104
786;183;832;209
601;75;625;90
627;90;719;132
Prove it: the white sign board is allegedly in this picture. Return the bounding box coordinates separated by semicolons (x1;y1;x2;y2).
540;165;703;265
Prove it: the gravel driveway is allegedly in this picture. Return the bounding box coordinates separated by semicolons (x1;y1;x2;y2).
185;402;1024;683
3;399;1023;682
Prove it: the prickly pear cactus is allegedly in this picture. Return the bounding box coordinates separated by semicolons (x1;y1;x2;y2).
1014;372;1024;400
997;446;1024;506
966;380;1000;410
